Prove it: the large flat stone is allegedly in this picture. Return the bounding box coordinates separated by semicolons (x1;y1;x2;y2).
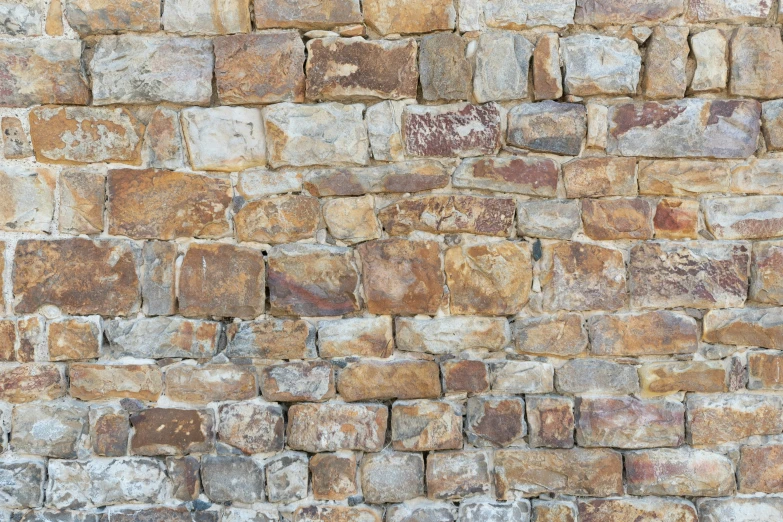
104;317;220;359
703;307;783;349
705;196;783;239
575;0;684;24
161;0;250;34
287;402;387;452
380;195;515;236
403;103;502;158
453;156;559;196
254;0;362;29
303;161;449;196
181;107;266;171
64;0;160;35
561;34;641;96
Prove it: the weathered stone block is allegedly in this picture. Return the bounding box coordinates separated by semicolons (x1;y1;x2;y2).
303;161;450;196
181;107;265;171
0;364;65;403
266;452;308;503
386;501;456;522
287;402;387;452
581;198;654;240
363;0;455;34
574;0;684;24
142;107;186;170
12;403;87;458
0;0;42;35
466;395;525;448
474;31;533;103
396;316;509;355
261;361;334;402
458;500;531;522
555;359;639;395
426;450;491;500
310;452;357;500
293;506;381;522
218;401;284;454
589;311;698;356
130;408;214;456
563;157;636;198
255;0;361;29
691;28;728;93
561;35;641;96
59;168;104;235
165;364;257;403
339;359;440;402
48;318;100;361
226;319;316;359
638;159;731;195
527;395;574;449
1;116;33;158
643;26;689;99
483;0;575;28
578;498;697;522
739;444;783;493
361;452;424;504
731;27;783;99
235;195;319;244
201;456;264;504
380;195;514;237
318;316;392;358
640;361;728;397
705;196;783;240
419;32;471;102
517;199;581;239
533;33;563;101
64;0;160;35
0;459;45;508
323;195;382;244
689;0;772;21
454;156;558;196
625;448;735;496
365;99;410;162
70;364;162;401
104;317;218;359
687;393;783;445
391;399;462;451
508;102;586;156
515;314;587;357
699;498;783;522
92;409;130;458
703;307;783;349
749;351;783;389
403;103;502;158
732;159;783;194
442;359;490;395
0;166;54;233
654;197;699;239
238;167;303;197
491;360;554;394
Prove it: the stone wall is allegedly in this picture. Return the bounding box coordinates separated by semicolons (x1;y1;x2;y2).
1;0;783;521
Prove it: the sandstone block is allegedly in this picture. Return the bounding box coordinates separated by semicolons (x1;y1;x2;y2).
0;166;54;233
426;450;491;500
419;32;471;102
0;40;89;106
235;195;319;244
130;408;214;456
386;501;456;522
458;500;530;522
581;198;654;240
578;498;697;522
304;161;450;196
162;0;249;33
483;0;575;28
703;307;783;349
323;195;382;244
181;107;265;171
691;29;728;92
494;448;623;498
629;241;750;309
638;159;731;195
365;100;410;162
29;106;144;164
165;364;257;403
214;32;304;105
589;311;698;356
533;33;563;101
563;157;636;198
625;448;735;496
453;156;559;196
287;402;387;452
361;452;424;503
474;31;533;103
255;0;361;29
643;26;689;99
363;0;455;35
514;314;587;357
749;351;783;389
238;167;303;197
12;403;87;458
508;101;586;156
732;158;783;194
226;319;316;359
317;317;391;358
14;239;139;316
307;37;418;101
261;361;334;402
0;364;65;403
640;361;728;396
0;460;45;508
59;168;104;235
687;393;783;445
739;444;783;493
731;27;783;99
607;99;761;158
763;100;783;150
265;102;368;167
561;34;641;96
1;117;32;158
338;359;440;401
555;359;639;395
396;316;510;354
310;452;357;500
140;241;177;316
217;401;284;454
441;359;490;395
90;36;213;105
699;498;783;522
92;410;130;458
381;195;515;237
266;452;308;503
527;395;574;449
654;198;699;239
391;399;462;451
541;241;626;311
293;506;381;522
403;103;502;158
574;0;684;24
358;239;444;315
201;456;264;504
705;196;783;239
0;0;42;35
70;364;162;401
48;318;100;361
466;395;525;448
490;360;554;394
517;199;581;239
64;0;159;35
689;0;772;21
178;243;265;319
104;317;218;359
142;107;186;170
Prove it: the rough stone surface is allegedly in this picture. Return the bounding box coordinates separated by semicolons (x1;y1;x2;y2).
705;196;783;240
687;393;783;445
64;0;160;35
588;311;698;356
338;359;441;401
181;107;266;171
404;103;502;158
287;402;388;452
474;31;533;103
162;0;250;34
254;0;362;29
218;401;285;454
59;168;104;235
466;395;526;447
642;26;689;99
130;408;214;456
515;314;587;357
426;450;491;500
527;396;575;449
578;498;697;522
517;199;581;239
363;0;455;35
319;316;392;358
70;363;163;401
2;117;33;158
361;452;424;503
226;319;316;359
508;102;587;156
581;198;654;240
396;316;510;354
0;166;54;233
703;307;783;349
731;27;783;99
555;359;640;395
303;161;449;196
638;159;731;195
562;157;636;198
261;360;335;402
12;402;87;457
310;452;357;500
691;29;728;93
561;35;641;96
165;363;257;403
392;399;462;451
625;448;735;496
419;32;471;102
533;33;563;101
490;360;554;394
454;156;558;196
575;0;684;24
235;195;319;244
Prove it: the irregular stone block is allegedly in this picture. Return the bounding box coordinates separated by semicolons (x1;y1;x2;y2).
508;101;586;156
574;0;684;24
358;239;444;315
162;0;249;34
264;102;368;168
268;243;359;316
48;318;100;361
70;364;163;401
386;501;456;522
473;31;533;103
310;452;357;500
419;32;471;102
625;448;735;496
703;307;783;349
688;0;771;21
323;195;382;244
92;410;130;458
403;103;502;158
705;196;783;240
14;239;139;316
166;457;200;501
64;0;159;35
201;456;264;504
226;319;316;359
643;26;689;99
59;168;104;235
361;452;424;504
533;33;562;101
254;0;362;29
0;40;89;106
533;500;577;522
555;359;639;395
140;241;177;316
0;459;45;508
142;107;186;170
739;444;783;493
442;359;490;395
495;448;623;498
749;351;783;389
0;166;54;233
426;450;491;500
490;360;554;394
0;364;65;403
266;452;308;503
687;393;783;445
517;199;581;239
640;361;728;397
235;195;319;244
589;311;698;356
763;100;783;151
303;161;449;196
316;317;390;358
29;106;144;164
130;408;214;456
541;241;626;311
732;159;783;194
237;167;302;197
12;403;87;458
0;0;42;35
514;314;587;357
466;396;525;448
563;157;636;198
1;116;32;158
366;99;410;162
104;317;218;359
293;506;381;522
287;402;387;452
484;0;575;28
307;37;417;101
458;500;531;522
391;399;462;451
629;241;750;309
699;498;783;522
338;359;440;402
691;29;728;92
654;197;699;239
607;98;761;158
363;0;455;34
527;395;574;449
581;198;654;240
218;401;284;454
638;159;731;195
576;396;685;448
380;195;514;237
223;508;278;522
165;364;257;403
578;498;696;522
561;34;641;96
90;35;213;105
178;243;265;319
454;156;558;196
396;316;509;355
180;107;265;171
261;361;334;402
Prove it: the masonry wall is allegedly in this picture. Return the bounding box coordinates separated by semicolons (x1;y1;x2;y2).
2;0;783;520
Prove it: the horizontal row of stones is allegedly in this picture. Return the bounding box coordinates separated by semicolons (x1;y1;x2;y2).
4;24;783;107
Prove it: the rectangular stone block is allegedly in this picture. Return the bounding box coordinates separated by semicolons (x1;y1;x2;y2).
561;34;641;96
363;0;455;34
739;444;783;493
453;156;559;196
403;103;502;158
638;159;731;195
654;197;700;240
517;199;581;239
338;360;440;401
508;101;586;156
130;408;214;456
687;393;783;445
563;157;636;198
70;363;163;401
699;498;783;522
303;161;450;196
640;361;728;397
483;0;574;28
555;359;640;395
48;317;100;361
287;402;387;452
1;116;33;159
181;107;266;171
514;314;588;357
235;195;320;244
226;319;316;359
625;448;735;496
578;498;696;522
254;0;362;29
490;360;554;394
466;395;525;448
140;241;177;316
732;159;783;194
218;401;284;454
0;459;45;508
161;0;250;34
575;0;684;24
310;452;357;500
59;167;105;235
318;317;393;358
104;317;219;359
705;196;783;239
64;0;160;35
0;364;65;403
527;395;574;449
426;450;491;500
0;0;43;35
201;455;264;504
12;402;87;458
588;311;698;356
441;359;489;395
396;316;509;355
164;364;257;403
392;399;463;451
581;198;654;240
0;166;54;233
261;361;335;402
730;27;783;99
703;307;783;349
749;350;783;389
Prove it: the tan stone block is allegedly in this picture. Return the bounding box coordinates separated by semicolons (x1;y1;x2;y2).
643;26;689;99
625;448;735;496
453;156;559;196
762;100;783;151
165;364;257;403
178;243;265;319
419;32;470;102
226;319;316;359
181;107;265;171
574;0;684;24
218;401;284;454
0;318;13;362
542;241;627;312
732;159;783;194
687;393;783;445
47;318;99;361
494;448;623;498
563;157;636;198
293;506;381;522
268;244;359;317
141;107;185;169
392;400;462;451
466;396;525;448
0;41;89;106
640;361;727;397
261;361;335;402
638;159;731;195
491;360;554;394
380;195;514;237
514;314;587;357
526;396;574;449
64;0;160;35
59;168;105;235
323;195;381;245
303;161;450;196
589;310;698;356
441;360;489;395
363;0;454;35
654;198;699;239
238;167;302;198
749;350;783;390
1;117;32;158
533;33;562;101
14;239;140;316
739;444;783;493
703;308;783;349
235;195;319;244
582;198;654;240
317;317;392;358
15;316;42;363
307;37;418;101
287;402;388;452
215;32;305;105
310;452;357;500
338;359;440;402
162;0;250;34
358;239;444;315
254;0;362;30
731;27;783;99
426;450;491;500
396;316;510;355
46;0;64;35
130;408;214;455
69;363;162;401
0;166;54;233
556;359;639;395
0;363;65;403
578;498;697;522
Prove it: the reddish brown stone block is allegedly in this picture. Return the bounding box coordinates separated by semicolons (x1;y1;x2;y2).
625;448;735;496
403;103;502;158
739;444;783;493
392;399;462;451
588;311;698;356
453;156;559;196
338;360;441;402
441;359;490;395
235;195;320;244
526;396;575;449
654;198;700;239
130;408;214;456
0;363;65;403
92;411;130;457
687;393;783;445
466;396;526;448
582;198;654;240
749;351;783;390
310;452;358;500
